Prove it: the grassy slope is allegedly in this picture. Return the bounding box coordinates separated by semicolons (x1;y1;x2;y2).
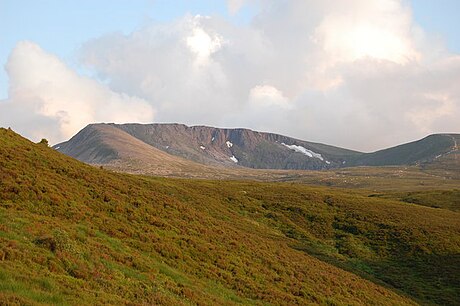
372;190;460;211
0;128;459;305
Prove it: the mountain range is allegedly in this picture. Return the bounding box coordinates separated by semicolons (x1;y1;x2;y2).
54;123;460;174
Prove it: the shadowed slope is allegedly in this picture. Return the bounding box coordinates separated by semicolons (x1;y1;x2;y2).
349;134;460;166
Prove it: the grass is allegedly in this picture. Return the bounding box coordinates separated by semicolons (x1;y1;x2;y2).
0;267;66;305
372;189;460;211
0;128;459;305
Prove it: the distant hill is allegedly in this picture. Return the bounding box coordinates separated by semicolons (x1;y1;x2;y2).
348;133;460;167
1;127;460;304
55;123;459;172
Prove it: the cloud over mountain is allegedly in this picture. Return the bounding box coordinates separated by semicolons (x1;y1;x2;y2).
1;0;459;150
0;42;154;144
78;1;460;151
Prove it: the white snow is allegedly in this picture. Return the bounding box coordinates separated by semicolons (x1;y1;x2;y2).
165;146;169;149
281;143;324;161
230;155;238;163
325;160;331;165
211;137;215;142
200;146;206;150
55;146;60;150
226;141;233;148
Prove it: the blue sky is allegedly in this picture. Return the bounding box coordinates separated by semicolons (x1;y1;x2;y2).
0;0;257;98
411;0;460;51
0;0;459;150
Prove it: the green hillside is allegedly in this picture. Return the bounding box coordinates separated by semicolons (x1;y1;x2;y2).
1;128;459;305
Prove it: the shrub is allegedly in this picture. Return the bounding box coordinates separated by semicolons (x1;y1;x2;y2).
38;139;49;146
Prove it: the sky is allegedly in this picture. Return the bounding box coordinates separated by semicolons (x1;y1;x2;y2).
0;0;459;152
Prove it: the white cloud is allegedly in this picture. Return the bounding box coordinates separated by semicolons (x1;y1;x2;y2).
78;1;460;151
80;15;236;126
186;17;225;66
0;41;154;144
312;0;419;64
249;85;291;109
2;1;459;151
407;93;455;134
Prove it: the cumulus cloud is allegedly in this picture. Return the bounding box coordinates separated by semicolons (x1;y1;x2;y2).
186;17;225;66
293;56;460;150
2;1;459;151
0;41;154;144
75;0;460;151
249;85;291;109
80;15;240;126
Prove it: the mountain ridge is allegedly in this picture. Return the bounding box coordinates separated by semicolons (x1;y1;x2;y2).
55;123;460;172
113;122;361;169
348;133;460;167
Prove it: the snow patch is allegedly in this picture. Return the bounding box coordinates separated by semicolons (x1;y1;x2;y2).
55;146;60;150
200;146;206;150
211;137;215;142
226;141;233;148
325;161;331;165
230;155;238;163
165;146;169;149
281;143;324;161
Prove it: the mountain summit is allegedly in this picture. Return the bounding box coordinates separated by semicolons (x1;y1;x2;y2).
55;123;459;173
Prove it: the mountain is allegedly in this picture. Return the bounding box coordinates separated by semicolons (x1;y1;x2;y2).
1;127;459;304
113;123;361;169
52;124;302;180
48;123;460;189
53;123;229;178
348;133;460;167
55;123;460;172
56;123;360;170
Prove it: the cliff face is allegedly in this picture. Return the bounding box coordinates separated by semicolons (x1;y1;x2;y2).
115;123;361;170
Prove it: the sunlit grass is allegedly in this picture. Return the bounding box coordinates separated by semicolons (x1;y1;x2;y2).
0;128;458;305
